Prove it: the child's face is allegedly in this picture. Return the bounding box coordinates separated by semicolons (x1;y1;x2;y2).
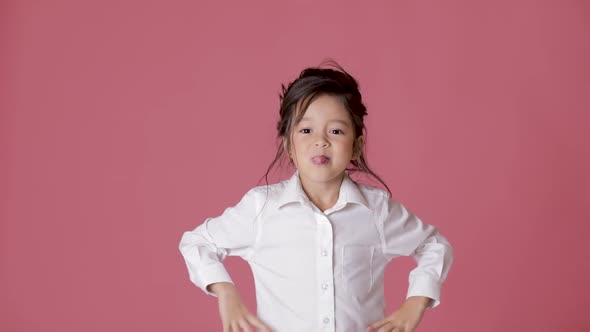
287;94;361;183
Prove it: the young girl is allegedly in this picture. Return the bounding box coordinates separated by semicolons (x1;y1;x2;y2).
179;61;454;332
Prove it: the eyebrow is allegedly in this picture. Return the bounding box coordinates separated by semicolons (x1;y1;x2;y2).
299;117;351;128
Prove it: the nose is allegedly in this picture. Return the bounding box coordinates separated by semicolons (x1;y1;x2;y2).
315;135;329;148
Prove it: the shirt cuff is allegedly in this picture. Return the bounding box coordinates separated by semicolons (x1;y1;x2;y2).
406;274;441;309
198;263;234;298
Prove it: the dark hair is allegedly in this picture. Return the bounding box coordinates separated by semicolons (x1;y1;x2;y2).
256;58;392;210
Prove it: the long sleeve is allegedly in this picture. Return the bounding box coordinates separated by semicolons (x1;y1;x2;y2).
178;188;261;297
380;197;454;309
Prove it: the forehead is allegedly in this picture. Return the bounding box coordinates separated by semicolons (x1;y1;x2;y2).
296;94;351;124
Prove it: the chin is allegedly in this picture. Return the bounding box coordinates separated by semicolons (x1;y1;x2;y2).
301;167;344;181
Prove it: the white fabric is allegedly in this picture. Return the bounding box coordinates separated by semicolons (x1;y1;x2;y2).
179;170;453;332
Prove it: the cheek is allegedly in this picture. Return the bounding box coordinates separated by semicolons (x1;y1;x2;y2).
291;136;308;150
334;144;354;158
289;139;304;157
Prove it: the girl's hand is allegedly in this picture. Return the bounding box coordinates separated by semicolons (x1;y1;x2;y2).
212;282;272;332
366;296;431;332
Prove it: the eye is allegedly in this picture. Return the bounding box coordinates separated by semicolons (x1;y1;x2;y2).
330;129;344;134
299;129;311;134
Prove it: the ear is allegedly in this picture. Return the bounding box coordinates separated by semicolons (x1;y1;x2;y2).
353;135;364;160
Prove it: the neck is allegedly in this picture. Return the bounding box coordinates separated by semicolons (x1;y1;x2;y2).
298;172;345;211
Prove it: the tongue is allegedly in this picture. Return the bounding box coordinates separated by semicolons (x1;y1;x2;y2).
312;156;329;164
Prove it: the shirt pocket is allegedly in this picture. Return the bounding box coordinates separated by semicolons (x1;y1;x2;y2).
341;244;374;302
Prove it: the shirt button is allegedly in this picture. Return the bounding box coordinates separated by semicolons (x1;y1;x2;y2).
321;283;329;290
321;250;328;257
323;317;330;324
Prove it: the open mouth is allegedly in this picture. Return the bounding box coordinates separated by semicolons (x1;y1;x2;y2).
311;155;330;166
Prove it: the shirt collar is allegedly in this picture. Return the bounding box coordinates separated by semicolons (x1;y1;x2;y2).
277;169;369;210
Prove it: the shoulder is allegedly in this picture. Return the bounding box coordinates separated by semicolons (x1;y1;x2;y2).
242;178;289;201
356;180;390;199
247;179;287;194
356;182;401;217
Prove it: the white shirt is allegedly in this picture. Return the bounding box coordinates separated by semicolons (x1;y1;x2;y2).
179;170;453;332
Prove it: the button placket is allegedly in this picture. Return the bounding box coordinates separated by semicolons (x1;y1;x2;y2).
316;213;335;330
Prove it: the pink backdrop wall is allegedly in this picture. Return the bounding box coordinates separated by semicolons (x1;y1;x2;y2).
2;1;589;331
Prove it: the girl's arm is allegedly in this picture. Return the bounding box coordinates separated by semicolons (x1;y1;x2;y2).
379;196;454;309
367;196;453;331
179;189;272;331
178;188;261;297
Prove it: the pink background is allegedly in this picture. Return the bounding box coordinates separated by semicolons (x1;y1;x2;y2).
2;1;589;331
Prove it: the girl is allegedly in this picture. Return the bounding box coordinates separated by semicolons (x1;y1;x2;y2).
179;60;453;332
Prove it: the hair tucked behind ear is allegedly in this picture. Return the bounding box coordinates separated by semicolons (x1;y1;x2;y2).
255;58;392;215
